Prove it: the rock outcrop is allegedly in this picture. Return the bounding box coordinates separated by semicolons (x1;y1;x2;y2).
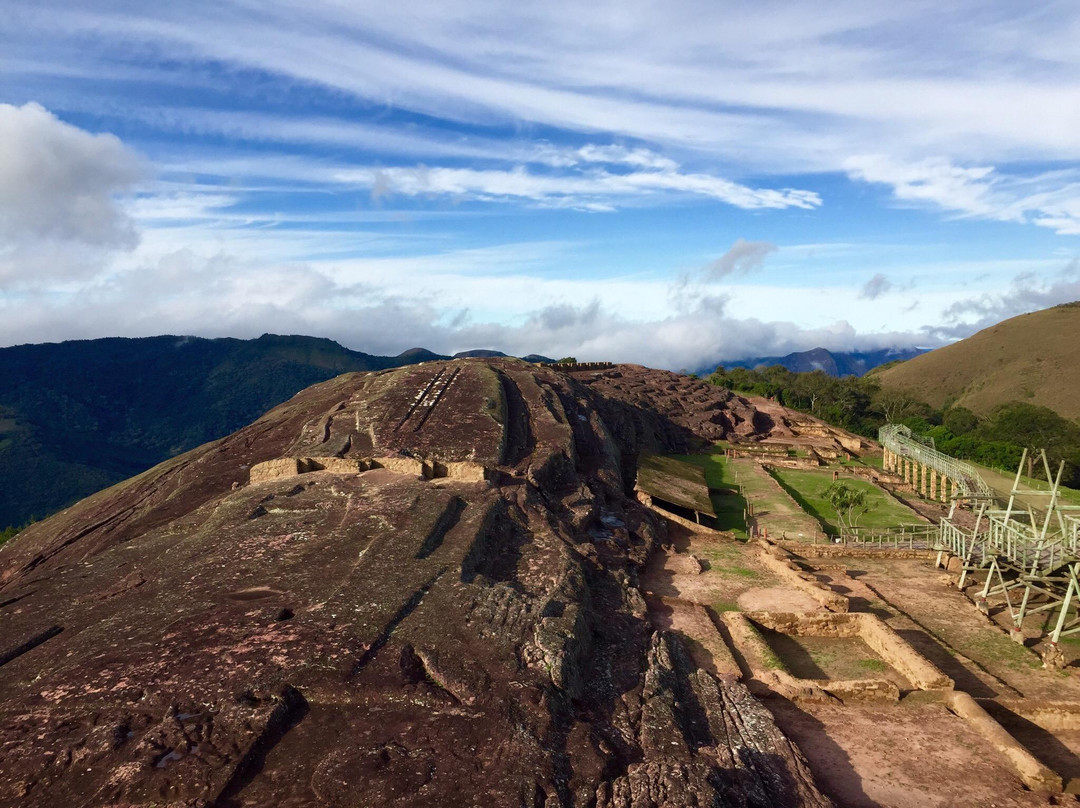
568;364;766;444
0;359;830;807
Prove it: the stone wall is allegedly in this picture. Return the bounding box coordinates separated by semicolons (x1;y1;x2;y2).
779;542;937;560
755;540;849;612
550;362;615;372
249;457;371;484
249;455;493;485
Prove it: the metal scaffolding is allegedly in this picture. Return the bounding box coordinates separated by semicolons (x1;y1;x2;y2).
930;450;1080;648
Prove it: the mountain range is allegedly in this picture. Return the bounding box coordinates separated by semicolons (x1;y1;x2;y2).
7;310;1068;531
705;346;928;377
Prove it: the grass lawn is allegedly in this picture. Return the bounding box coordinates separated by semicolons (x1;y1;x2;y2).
670;452;747;537
725;458;822;539
768;468;921;535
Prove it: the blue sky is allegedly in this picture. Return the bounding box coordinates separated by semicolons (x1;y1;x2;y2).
1;1;1078;368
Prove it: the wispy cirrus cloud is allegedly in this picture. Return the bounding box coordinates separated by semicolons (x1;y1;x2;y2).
846;155;1080;235
339;165;819;212
8;1;1080;166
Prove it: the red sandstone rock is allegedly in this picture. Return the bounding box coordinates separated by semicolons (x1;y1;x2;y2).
0;359;830;807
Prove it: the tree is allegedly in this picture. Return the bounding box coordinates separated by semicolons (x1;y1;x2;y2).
943;406;979;436
979;403;1080;480
824;482;867;534
0;516;34;549
790;371;832;416
873;389;923;423
556;356;578;364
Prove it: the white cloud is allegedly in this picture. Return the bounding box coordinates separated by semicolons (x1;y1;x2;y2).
0;102;145;283
846;155;1080;235
1;5;1078;364
12;1;1080;168
0;217;956;370
338;165;820;211
573;144;678;172
705;239;778;279
932;258;1080;337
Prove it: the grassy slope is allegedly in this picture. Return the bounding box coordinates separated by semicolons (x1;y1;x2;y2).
873;302;1080;419
965;459;1080;508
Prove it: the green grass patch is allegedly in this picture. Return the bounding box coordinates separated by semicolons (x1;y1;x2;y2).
858;658;888;673
748;625;786;671
767;468;920;535
956;632;1041;671
669;452;748;537
726;565;761;579
700;543;743;562
698;544;761;579
712;601;741;613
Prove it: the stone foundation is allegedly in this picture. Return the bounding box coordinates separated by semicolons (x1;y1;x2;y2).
249;455;492;485
945;691;1062;793
742;611;953;691
249;456;371;483
755;540;849;612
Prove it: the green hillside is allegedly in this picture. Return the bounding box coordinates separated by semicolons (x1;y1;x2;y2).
873;302;1080;420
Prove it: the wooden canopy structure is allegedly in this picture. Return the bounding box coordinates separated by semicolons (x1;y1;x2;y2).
635;453;717;525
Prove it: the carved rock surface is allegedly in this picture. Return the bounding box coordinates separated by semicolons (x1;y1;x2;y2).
0;359;829;807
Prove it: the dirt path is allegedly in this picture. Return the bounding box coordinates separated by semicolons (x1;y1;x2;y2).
645;513;1080;804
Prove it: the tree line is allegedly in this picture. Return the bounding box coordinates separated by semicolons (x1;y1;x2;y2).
0;517;34;549
706;365;1080;488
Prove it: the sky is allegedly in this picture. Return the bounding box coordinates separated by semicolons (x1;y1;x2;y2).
1;1;1078;370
